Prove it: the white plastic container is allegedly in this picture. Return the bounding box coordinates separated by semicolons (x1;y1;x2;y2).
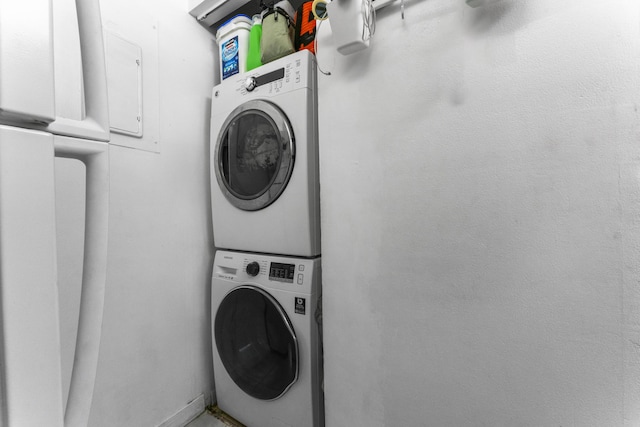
216;15;252;80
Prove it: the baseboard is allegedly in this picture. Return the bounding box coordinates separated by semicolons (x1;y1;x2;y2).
157;394;205;427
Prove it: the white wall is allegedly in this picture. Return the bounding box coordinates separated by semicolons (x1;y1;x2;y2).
317;0;640;425
55;1;216;425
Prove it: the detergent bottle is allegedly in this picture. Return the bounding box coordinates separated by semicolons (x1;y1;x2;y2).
246;14;263;71
216;15;252;80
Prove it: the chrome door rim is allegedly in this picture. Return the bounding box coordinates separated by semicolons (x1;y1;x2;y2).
214;100;295;211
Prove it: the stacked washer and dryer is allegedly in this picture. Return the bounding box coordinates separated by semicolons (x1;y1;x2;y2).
209;50;324;427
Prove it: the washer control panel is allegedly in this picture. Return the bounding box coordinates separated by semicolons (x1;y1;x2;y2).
242;258;268;277
239;257;309;286
269;261;295;283
214;250;318;293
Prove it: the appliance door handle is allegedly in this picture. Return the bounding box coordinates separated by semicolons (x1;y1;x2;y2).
48;0;110;142
54;136;109;427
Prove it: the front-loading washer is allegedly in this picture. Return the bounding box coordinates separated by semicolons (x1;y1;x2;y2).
210;50;320;257
211;249;324;427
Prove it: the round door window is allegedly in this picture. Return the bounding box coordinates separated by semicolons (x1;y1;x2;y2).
215;286;299;401
215;100;295;211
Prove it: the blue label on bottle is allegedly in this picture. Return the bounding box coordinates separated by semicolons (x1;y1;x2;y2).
221;36;240;80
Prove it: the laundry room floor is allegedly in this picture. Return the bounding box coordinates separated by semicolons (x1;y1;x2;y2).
186;408;245;427
185;412;227;427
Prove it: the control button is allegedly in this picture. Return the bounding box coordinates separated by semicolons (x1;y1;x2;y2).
298;265;305;272
297;273;304;285
246;261;260;277
245;76;257;92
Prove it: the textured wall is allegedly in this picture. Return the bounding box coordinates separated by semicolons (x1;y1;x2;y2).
317;0;640;425
54;1;216;425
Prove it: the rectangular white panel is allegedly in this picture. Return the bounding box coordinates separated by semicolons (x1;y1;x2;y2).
105;31;143;137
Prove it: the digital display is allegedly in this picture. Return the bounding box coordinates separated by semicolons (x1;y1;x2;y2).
256;68;285;86
269;262;295;283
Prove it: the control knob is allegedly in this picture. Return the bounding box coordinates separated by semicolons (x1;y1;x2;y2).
245;76;257;92
246;261;260;277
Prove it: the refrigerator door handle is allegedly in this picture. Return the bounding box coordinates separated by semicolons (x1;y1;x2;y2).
54;136;109;427
48;0;110;142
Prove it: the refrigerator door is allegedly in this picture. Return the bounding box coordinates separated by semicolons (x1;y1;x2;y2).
0;126;110;427
0;126;64;427
0;0;109;141
0;0;56;125
0;0;110;425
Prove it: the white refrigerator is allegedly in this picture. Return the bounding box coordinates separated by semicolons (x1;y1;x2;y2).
0;0;110;426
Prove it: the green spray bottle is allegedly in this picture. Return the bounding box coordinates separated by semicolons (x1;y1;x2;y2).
246;14;263;71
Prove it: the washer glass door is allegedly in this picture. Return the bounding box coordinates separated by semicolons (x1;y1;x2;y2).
215;100;295;211
215;286;299;401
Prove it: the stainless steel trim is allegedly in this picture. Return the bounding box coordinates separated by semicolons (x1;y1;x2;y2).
214;99;295;211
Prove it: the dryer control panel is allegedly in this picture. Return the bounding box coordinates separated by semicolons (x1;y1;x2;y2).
212;50;316;100
243;68;285;93
240;56;308;96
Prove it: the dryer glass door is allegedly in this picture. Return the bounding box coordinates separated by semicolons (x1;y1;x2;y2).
215;100;295;211
215;285;299;401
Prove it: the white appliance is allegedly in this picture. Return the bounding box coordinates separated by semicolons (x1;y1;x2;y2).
210;50;321;257
0;1;110;426
211;249;324;427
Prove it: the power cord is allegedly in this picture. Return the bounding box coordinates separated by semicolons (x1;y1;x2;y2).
314;17;332;76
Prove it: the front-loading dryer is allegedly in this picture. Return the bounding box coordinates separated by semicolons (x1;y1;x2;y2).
212;250;324;427
210;50;320;257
